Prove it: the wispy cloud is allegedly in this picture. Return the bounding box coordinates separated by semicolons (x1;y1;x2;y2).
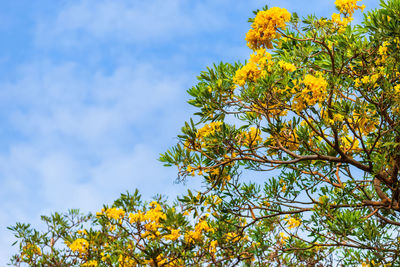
0;60;198;263
35;0;229;48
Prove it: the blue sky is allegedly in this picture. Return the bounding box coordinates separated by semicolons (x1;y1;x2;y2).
0;0;379;263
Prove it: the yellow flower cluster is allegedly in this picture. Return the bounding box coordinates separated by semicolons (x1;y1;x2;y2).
127;201;174;241
284;215;301;229
128;210;144;223
278;60;296;72
279;232;289;244
68;238;89;254
334;0;365;16
354;74;379;89
184;121;225;153
331;0;364;30
251;102;288;118
118;255;135;266
209;240;218;254
340;134;360;153
82;260;98;267
377;41;390;64
331;13;353;27
350;110;377;135
77;229;88;236
196;121;223;140
163;228;181;241
246;7;291;50
378;41;389;55
293;74;328;112
185;219;214;244
143;254;181;266
241;127;263;147
101;251;111;262
145;201;167;222
233;48;271;87
104;207;125;220
225;232;241;242
303;74;328;94
267;124;299;153
394;84;400;94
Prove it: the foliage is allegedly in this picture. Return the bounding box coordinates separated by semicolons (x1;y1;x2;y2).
9;0;400;266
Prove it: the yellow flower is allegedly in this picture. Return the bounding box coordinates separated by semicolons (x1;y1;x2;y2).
394;84;400;94
284;215;301;229
293;74;328;112
225;232;241;242
278;61;296;72
144;202;166;222
281;184;287;192
340;134;360;153
163;229;181;241
196;121;223;140
104;207;125;220
209;240;218;254
319;195;329;204
246;7;291;50
331;12;353;28
128;210;145;223
24;243;42;255
68;238;89;254
378;41;390;55
354;78;361;87
279;232;289;244
242;127;263;147
82;260;98;267
184;219;213;244
361;76;370;84
233;48;270;86
335;0;364;16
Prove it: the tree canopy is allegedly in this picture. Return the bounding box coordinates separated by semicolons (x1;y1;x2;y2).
9;0;400;266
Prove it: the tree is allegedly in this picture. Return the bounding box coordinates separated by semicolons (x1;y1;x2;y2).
9;0;400;266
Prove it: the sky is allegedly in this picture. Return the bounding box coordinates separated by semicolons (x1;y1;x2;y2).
0;0;380;264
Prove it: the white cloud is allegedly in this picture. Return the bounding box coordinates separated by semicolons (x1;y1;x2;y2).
35;0;229;47
2;60;186;147
0;56;197;263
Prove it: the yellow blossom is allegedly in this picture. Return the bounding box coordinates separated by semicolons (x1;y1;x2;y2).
104;207;125;220
279;232;289;244
128;210;145;223
335;0;364;16
281;184;287;192
284;215;301;229
196;121;223;140
331;13;353;27
163;229;181;241
209;240;218;254
278;61;296;72
226;232;241;242
82;260;98;267
293;73;328;112
354;78;361;87
233;48;271;86
242;127;263;147
184;219;213;244
68;238;89;254
394;84;400;94
246;7;291;50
